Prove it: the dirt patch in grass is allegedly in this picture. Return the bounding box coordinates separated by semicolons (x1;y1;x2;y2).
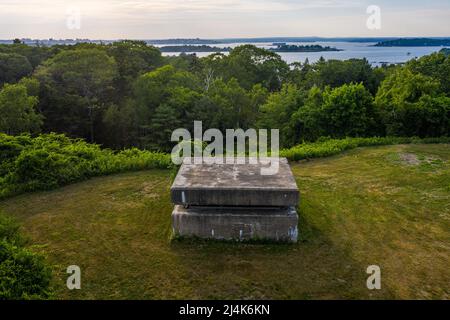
399;153;420;165
397;151;446;168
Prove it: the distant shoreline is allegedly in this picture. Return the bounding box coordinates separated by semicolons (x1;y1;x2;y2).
159;45;231;53
2;37;450;46
159;44;343;53
374;38;450;47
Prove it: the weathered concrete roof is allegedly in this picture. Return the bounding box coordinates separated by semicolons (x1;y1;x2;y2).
171;157;299;206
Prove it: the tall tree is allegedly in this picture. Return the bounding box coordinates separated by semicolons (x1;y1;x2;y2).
0;53;32;86
107;40;163;98
133;65;201;150
298;83;377;140
257;84;305;147
375;68;445;136
305;58;382;95
0;83;42;135
406;52;450;94
35;48;117;142
201;45;289;91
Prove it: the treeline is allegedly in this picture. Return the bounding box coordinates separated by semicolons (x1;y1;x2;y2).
374;38;450;47
2;133;449;200
1;41;449;151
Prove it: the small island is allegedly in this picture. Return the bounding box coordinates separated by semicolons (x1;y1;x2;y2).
159;45;231;53
270;44;342;52
148;38;220;45
374;38;450;47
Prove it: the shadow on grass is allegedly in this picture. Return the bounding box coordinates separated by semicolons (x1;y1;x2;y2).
167;209;391;299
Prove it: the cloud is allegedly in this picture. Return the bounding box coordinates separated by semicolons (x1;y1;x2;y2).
0;0;363;18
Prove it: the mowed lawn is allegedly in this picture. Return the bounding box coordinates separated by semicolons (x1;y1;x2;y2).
0;144;449;299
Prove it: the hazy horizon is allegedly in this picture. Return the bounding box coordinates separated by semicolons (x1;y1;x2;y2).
4;36;450;41
1;0;449;39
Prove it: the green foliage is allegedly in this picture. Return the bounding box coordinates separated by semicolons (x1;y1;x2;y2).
297;58;383;94
0;133;172;199
0;212;22;245
133;65;202;150
300;83;378;140
257;84;305;147
280;136;450;161
0;240;52;300
35;48;118;142
202;45;289;91
0;212;52;300
206;78;267;130
133;65;199;114
107;40;163;98
0;42;448;152
406;52;450;94
0;53;32;86
265;83;380;144
102;102;139;149
3;132;447;199
133;65;267;151
0;43;57;69
375;68;449;136
0;83;42;135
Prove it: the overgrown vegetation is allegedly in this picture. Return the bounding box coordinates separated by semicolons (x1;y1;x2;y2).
0;133;172;199
280;136;450;161
0;212;52;300
1;133;449;199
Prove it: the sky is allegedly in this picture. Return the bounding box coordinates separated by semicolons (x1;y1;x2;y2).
0;0;449;39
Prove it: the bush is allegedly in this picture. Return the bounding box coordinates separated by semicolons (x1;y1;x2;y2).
0;212;52;300
298;83;379;140
0;212;22;245
280;136;450;161
0;133;173;199
0;240;52;300
1;133;448;199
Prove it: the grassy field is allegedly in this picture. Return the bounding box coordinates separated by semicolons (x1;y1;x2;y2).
0;144;449;299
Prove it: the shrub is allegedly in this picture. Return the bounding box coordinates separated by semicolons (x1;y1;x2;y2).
0;212;23;245
0;133;448;199
0;240;52;300
0;212;52;300
281;136;450;161
0;133;173;199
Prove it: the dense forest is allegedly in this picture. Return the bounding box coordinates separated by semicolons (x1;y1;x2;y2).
1;40;449;152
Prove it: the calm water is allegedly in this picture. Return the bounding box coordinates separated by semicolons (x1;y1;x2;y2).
160;41;449;66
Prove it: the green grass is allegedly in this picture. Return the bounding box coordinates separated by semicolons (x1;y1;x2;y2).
0;144;449;299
